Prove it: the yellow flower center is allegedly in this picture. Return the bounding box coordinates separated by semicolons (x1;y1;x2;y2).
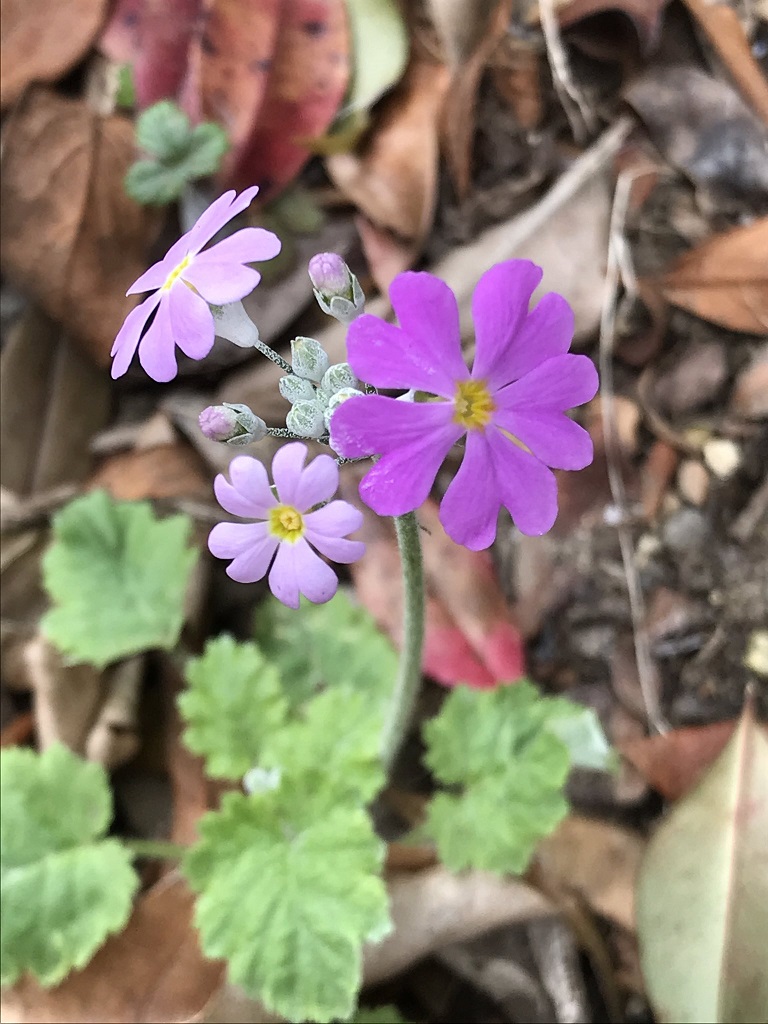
453;379;495;430
268;504;305;543
163;254;192;291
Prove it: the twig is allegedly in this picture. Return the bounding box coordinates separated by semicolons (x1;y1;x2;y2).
599;168;669;736
539;0;598;144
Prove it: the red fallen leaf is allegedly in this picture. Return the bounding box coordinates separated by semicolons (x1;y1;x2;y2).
205;0;351;197
100;0;202;109
341;473;525;689
619;720;736;801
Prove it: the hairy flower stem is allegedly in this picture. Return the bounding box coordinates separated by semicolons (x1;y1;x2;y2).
124;838;188;861
254;338;293;374
381;512;425;773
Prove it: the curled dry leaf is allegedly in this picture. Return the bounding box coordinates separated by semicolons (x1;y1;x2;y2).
426;0;499;65
637;697;768;1022
1;876;225;1024
0;89;158;366
0;0;108;109
656;218;768;334
363;867;553;986
620;720;736;802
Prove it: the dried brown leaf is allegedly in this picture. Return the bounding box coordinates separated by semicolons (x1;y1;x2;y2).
0;0;108;109
658;218;768;333
0;89;158;365
620;720;736;801
88;443;211;502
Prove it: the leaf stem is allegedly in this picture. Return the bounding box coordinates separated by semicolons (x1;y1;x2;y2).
123;838;188;861
254;338;293;374
381;512;425;773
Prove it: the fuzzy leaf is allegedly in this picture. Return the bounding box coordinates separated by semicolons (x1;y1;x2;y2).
180;636;288;780
423;681;604;873
261;687;386;807
254;592;397;707
135;99;191;160
182;122;230;178
42;490;197;668
0;745;138;987
124;159;188;205
184;790;390;1023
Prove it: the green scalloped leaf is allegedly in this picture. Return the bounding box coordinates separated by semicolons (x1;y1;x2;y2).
180;636;289;780
41;491;197;668
424;681;608;873
184;790;391;1023
1;745;139;987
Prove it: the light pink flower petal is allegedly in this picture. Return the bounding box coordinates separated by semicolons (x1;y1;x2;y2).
137;295;178;382
331;394;460;459
185;185;260;253
269;540;338;608
486;427;559;536
439;432;502;550
495;353;598;412
209;523;278;583
304;500;363;538
491;291;576;386
182;261;261;305
293;453;339;510
307;532;366;564
214;456;277;519
167;282;215;359
358;427;460;517
470;261;543;390
270;442;308;506
196;226;282;265
110;291;162;378
493;407;594;470
126;257;175;296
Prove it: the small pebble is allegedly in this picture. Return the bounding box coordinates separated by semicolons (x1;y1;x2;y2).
662;507;709;553
678;459;710;506
703;437;741;478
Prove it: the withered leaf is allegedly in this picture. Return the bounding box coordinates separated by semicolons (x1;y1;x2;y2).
0;89;159;366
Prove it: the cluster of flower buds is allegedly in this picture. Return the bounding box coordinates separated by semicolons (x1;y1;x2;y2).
282;338;363;442
307;252;365;325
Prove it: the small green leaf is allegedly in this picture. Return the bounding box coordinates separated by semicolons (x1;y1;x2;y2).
184;789;391;1023
135;99;192;160
637;699;768;1023
183;122;230;179
347;1006;413;1023
254;592;397;707
180;636;288;780
1;745;139;987
125;159;189;205
262;687;386;807
423;682;604;873
42;491;197;668
115;63;135;109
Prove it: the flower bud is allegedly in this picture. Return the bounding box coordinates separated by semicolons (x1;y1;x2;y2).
286;399;326;439
209;300;260;348
308;252;365;325
198;403;267;445
290;336;330;383
279;374;317;405
320;361;359;397
324;387;363;432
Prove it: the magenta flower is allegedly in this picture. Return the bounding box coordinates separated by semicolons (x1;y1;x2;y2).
208;443;365;609
111;186;280;382
331;261;598;549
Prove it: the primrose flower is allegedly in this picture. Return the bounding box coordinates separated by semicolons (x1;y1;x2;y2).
331;260;599;550
208;443;365;609
111;186;280;382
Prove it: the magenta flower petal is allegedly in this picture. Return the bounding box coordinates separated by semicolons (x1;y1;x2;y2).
268;540;338;609
390;271;468;382
214;456;277;519
293;453;339;510
494;408;593;470
137;297;178;382
495;291;576;382
167;284;216;360
347;318;463;398
470;261;543;389
110;291;162;378
182;261;262;306
439;432;502;550
331;394;460;459
270;442;307;505
496;353;598;412
197;227;282;265
486;428;559;536
359;429;458;517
